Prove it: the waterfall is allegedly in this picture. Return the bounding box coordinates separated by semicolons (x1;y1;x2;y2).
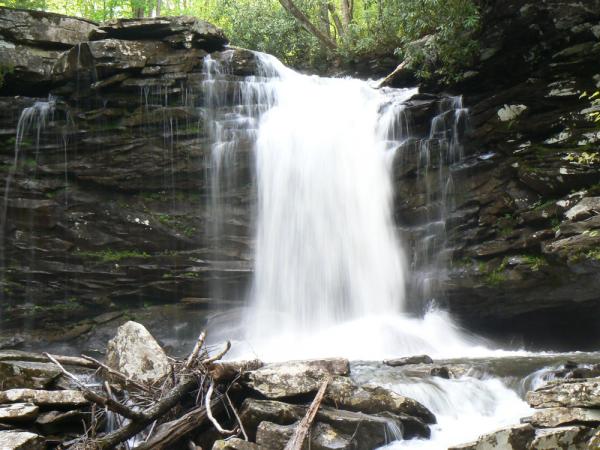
202;52;501;361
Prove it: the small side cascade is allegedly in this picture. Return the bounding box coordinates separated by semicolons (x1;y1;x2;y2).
391;95;469;311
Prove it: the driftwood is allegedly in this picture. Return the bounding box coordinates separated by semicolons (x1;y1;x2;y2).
43;331;256;450
1;350;97;368
284;377;330;450
135;400;223;450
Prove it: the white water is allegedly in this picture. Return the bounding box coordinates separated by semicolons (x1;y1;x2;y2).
204;52;532;449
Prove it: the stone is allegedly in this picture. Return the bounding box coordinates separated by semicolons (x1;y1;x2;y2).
0;430;44;450
0;361;60;389
256;421;354;450
588;428;600;448
106;321;171;385
384;355;433;367
526;378;600;408
244;359;349;398
530;425;593;449
91;16;227;50
325;376;436;424
212;438;259;450
448;424;535;450
0;403;39;422
0;8;96;47
239;398;407;448
0;389;87;407
525;407;600;428
565;197;600;221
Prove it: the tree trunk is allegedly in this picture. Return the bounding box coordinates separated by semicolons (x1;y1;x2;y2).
278;0;338;50
156;0;161;16
340;0;352;30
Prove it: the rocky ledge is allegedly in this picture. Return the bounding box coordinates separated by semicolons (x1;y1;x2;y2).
0;321;436;449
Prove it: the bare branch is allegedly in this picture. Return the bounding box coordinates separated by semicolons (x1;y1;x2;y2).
278;0;338;49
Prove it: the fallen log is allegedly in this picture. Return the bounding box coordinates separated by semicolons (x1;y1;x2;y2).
135;399;224;450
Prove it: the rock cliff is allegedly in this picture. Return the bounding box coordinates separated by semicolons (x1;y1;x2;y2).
0;3;599;345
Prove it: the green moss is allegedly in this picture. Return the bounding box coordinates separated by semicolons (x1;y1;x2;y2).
521;255;547;271
75;249;151;262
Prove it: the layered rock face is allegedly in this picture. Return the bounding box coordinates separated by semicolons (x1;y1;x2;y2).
1;2;599;342
0;9;257;327
388;0;600;338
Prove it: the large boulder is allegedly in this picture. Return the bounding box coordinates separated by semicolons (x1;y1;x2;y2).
239;398;413;447
244;359;349;398
526;378;600;408
0;7;97;94
106;321;171;385
525;407;600;428
529;425;594;450
0;430;44;450
325;376;435;424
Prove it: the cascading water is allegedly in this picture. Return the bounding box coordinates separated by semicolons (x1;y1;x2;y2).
201;51;537;449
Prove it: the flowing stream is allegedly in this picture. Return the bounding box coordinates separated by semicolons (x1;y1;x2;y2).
203;52;538;449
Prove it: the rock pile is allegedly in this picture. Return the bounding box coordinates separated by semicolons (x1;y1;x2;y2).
0;322;436;449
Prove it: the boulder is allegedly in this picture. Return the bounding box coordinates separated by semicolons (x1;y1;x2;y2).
0;8;96;47
0;389;87;407
0;403;39;422
244;359;349;398
526;378;600;408
256;421;354;450
530;425;593;449
0;361;60;389
239;398;407;448
325;376;436;424
0;8;97;93
525;407;600;428
212;438;258;450
448;424;535;450
0;430;44;450
106;321;171;385
383;355;433;367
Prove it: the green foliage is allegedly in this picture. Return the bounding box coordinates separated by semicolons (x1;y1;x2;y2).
7;0;480;81
580;90;600;123
76;249;150;262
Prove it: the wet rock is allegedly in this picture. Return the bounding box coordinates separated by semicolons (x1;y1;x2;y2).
384;355;433;367
0;389;87;407
525;407;600;428
0;361;60;389
589;428;600;448
565;197;600;221
530;425;593;449
212;438;258;450
0;430;44;449
106;321;171;385
244;359;349;398
526;378;600;408
0;404;39;423
325;376;436;424
239;398;406;447
449;423;535;450
256;421;354;450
